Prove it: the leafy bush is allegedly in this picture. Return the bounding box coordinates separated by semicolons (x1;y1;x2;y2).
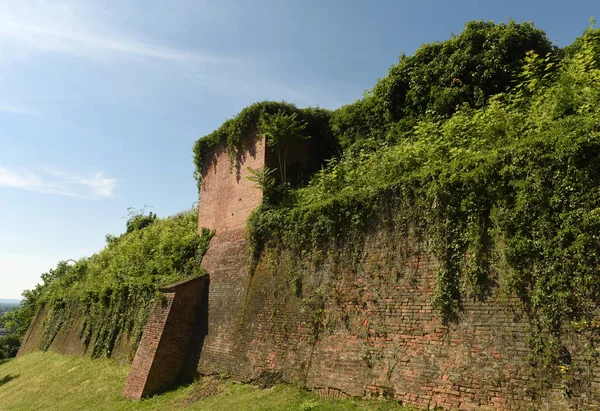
377;21;553;117
192;101;334;191
194;21;554;186
0;335;21;359
332;20;554;150
260;109;310;185
125;206;157;234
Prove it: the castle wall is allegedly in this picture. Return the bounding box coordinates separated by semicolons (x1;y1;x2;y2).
194;132;266;378
195;227;600;410
123;277;208;399
191;135;600;409
18;133;600;410
17;304;134;361
17;306;47;358
18;133;266;365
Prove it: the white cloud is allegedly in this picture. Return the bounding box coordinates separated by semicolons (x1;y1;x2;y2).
0;1;223;63
0;167;116;199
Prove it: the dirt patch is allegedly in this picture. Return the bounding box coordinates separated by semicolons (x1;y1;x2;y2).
251;370;283;389
181;376;224;405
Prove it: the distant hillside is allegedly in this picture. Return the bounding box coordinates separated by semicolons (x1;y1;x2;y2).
0;299;20;305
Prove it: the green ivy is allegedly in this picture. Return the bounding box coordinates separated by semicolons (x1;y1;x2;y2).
23;209;214;358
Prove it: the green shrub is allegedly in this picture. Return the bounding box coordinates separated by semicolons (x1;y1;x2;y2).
192;101;334;192
332;20;554;150
0;335;20;359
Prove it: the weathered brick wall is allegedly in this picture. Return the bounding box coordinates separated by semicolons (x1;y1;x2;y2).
198;133;265;234
17;134;266;363
194;131;266;379
190;135;600;409
18;132;600;410
17;306;48;358
196;228;255;379
123;291;176;399
196;226;600;410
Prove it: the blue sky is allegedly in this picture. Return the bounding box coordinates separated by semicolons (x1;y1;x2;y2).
1;0;597;299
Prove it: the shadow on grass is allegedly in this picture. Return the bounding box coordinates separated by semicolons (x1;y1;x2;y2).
0;374;18;386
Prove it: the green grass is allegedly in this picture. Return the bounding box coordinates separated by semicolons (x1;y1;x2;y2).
0;352;411;410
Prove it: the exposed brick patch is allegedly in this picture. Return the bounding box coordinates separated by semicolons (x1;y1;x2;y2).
198;134;265;234
314;387;351;399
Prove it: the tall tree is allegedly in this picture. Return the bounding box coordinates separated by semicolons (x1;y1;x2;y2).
260;110;310;185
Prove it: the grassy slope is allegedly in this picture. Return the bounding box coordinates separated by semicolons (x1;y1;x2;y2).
0;352;410;411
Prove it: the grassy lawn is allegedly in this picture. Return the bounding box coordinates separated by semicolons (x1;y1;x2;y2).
0;352;411;410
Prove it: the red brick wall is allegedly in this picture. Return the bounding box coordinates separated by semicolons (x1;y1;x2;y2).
195;226;600;410
20;132;266;375
191;135;599;409
198;134;265;234
18;133;600;410
194;133;267;379
123;292;176;399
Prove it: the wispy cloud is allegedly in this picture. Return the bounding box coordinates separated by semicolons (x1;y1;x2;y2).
0;167;116;199
0;105;39;116
0;1;335;108
0;1;223;63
